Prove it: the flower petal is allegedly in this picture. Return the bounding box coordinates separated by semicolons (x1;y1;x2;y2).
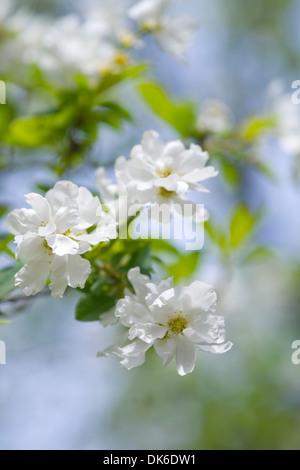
46;180;78;214
76;186;102;230
154;337;176;367
175;334;196;376
113;339;152;370
196;342;233;354
49;255;68;298
15;257;51;296
47;234;79;256
25;192;51;223
67;255;91;289
54;205;79;234
6;209;41;235
128;322;167;343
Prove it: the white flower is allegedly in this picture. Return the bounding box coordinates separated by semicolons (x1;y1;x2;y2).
114;130;218;221
197;99;233;135
20;14;118;83
6;181;117;298
95;167;119;206
102;267;232;376
265;80;300;156
274;95;300;155
128;0;198;58
95;162;140;222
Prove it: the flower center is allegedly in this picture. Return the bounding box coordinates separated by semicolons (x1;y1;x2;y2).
141;20;162;32
158;187;176;200
42;239;53;255
168;311;189;335
156;168;173;178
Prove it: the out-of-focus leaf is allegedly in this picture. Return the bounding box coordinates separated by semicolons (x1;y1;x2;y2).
128;244;153;275
255;161;277;181
0;103;15;137
243;246;274;264
151;239;180;255
205;221;228;251
230;204;256;249
0;234;15;258
167;252;200;283
217;158;241;186
92;102;132;128
75;293;117;322
0;266;19;299
7;107;75;147
0;205;8;218
34;183;52;194
240;116;276;140
97;64;149;94
138;81;197;137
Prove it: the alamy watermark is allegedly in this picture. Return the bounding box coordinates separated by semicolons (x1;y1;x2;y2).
291;340;300;365
291;80;300;105
0;80;6;104
102;197;206;251
0;340;6;365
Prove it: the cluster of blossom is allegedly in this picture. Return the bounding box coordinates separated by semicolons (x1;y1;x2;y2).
7;131;232;375
100;267;232;376
0;0;198;82
96;129;218;222
7;181;117;298
267;80;300;157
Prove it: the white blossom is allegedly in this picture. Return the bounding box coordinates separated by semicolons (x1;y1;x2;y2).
6;181;117;298
101;267;232;375
114;130;218;221
263;80;300;156
128;0;198;58
197;99;233;135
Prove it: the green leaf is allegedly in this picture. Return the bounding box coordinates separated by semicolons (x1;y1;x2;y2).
229;204;256;249
205;221;228;251
151;239;180;255
8;107;75;147
167;252;200;283
0;234;15;258
0;266;19;299
0;205;8;218
75;293;117;322
243;246;274;264
97;64;149;94
240;116;276;140
217;158;241;187
138;81;197;137
127;244;153;275
92;102;132;128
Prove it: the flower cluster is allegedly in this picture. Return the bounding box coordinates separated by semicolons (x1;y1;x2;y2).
7;181;116;298
100;268;232;375
96;130;218;222
128;0;198;58
1;0;198;81
7;132;232;375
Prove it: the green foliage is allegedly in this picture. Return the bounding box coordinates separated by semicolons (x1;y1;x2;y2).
0;266;19;299
75;293;117;322
240;115;276;141
166;251;200;283
0;234;15;259
229;204;256;249
138;81;197;137
2;64;148;176
205;203;272;266
75;239;155;322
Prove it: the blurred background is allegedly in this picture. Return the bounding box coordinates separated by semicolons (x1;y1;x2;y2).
0;0;300;450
